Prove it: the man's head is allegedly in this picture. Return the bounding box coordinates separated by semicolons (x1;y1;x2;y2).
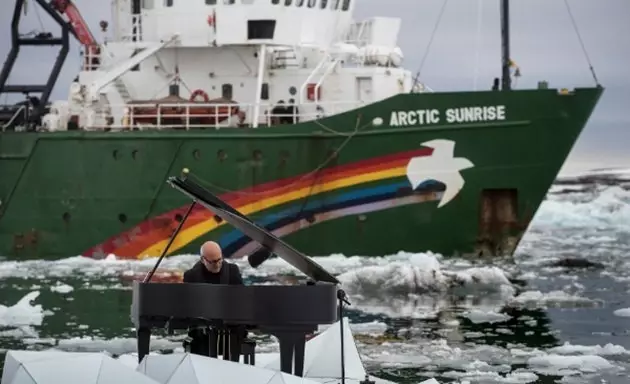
200;241;223;273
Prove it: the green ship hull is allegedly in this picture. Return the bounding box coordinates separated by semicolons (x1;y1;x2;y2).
0;87;603;260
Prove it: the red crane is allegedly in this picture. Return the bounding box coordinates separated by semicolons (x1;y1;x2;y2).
50;0;101;70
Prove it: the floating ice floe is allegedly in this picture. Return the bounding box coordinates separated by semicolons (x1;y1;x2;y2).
0;292;48;328
612;307;630;317
49;283;74;294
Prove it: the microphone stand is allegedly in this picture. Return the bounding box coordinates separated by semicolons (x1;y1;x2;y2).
337;289;351;384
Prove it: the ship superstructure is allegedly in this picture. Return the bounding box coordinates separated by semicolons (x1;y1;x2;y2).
3;0;424;132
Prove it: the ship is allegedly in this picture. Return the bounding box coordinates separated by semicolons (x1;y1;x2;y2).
0;0;603;261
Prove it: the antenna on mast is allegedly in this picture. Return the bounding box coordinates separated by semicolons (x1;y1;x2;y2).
500;0;511;91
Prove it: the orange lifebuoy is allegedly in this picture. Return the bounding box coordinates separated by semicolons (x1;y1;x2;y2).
190;89;209;102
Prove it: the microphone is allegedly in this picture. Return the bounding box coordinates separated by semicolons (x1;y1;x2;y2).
247;246;273;268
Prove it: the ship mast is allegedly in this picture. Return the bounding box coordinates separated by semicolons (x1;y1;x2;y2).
500;0;511;91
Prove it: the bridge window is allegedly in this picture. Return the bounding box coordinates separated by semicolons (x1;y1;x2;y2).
320;0;327;8
205;0;216;4
164;0;173;6
222;84;233;99
247;20;276;39
341;0;350;10
295;0;304;5
307;0;316;7
284;0;292;5
271;0;280;3
223;0;235;4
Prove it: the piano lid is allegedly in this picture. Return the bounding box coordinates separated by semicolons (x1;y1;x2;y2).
167;173;340;284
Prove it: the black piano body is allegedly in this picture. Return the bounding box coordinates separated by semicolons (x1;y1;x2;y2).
131;280;339;376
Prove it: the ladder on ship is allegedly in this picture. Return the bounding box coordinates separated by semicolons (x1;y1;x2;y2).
299;54;339;107
114;78;132;103
88;46;133;125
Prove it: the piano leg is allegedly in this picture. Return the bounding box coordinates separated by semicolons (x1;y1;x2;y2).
208;328;218;358
273;331;307;377
209;327;243;362
137;327;151;363
293;334;306;377
226;327;243;362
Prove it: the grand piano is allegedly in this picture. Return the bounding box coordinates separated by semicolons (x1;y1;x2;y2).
130;170;346;377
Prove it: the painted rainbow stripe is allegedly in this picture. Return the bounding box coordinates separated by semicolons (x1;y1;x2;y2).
221;187;444;259
83;147;434;259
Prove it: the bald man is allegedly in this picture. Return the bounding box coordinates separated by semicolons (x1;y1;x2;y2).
182;241;246;361
183;241;243;285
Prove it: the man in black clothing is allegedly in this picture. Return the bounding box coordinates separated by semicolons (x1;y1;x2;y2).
182;241;270;361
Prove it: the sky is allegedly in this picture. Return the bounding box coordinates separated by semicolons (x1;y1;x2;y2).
1;0;628;172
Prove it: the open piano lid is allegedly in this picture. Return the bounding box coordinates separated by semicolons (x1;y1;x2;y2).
167;172;340;285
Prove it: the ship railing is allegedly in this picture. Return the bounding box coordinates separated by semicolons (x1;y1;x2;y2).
80;100;367;131
1;105;27;132
82;44;103;71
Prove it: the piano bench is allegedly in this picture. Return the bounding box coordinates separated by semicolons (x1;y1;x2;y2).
242;338;256;365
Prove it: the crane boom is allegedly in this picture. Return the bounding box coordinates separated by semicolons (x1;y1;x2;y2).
51;0;96;45
50;0;100;69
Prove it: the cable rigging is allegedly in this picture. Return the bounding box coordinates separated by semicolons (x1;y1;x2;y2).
411;0;449;91
563;0;600;86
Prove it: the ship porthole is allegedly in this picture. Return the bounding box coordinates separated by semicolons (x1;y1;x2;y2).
62;212;71;222
193;149;200;160
118;213;127;223
112;149;119;159
174;213;183;222
131;149;138;159
217;149;227;162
